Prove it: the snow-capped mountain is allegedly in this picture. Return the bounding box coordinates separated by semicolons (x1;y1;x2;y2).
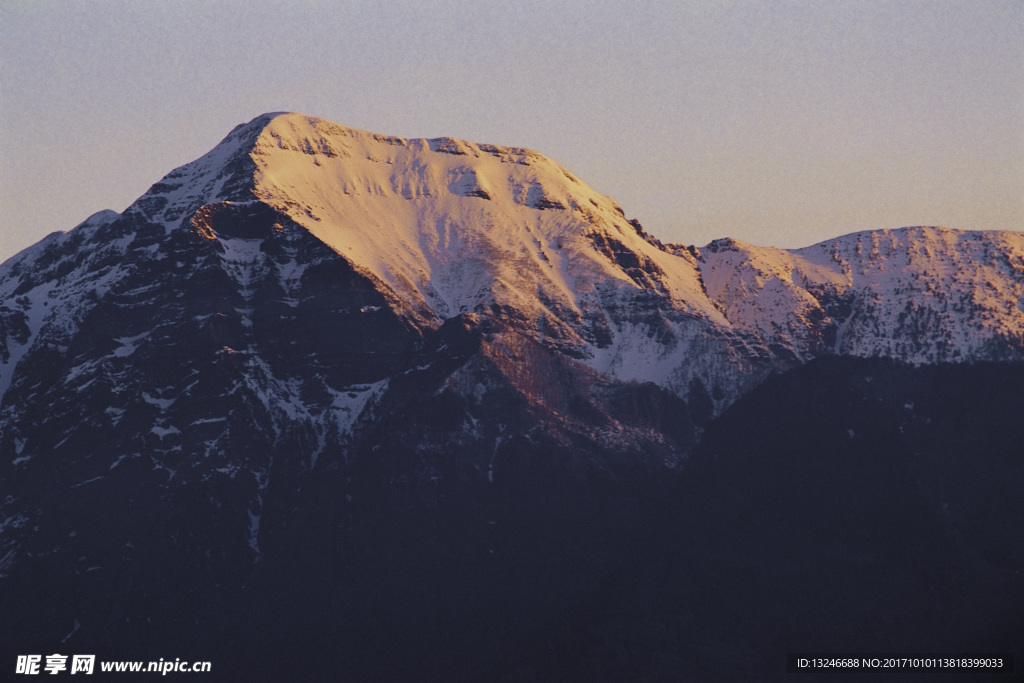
1;113;1022;679
696;228;1024;363
3;113;1021;426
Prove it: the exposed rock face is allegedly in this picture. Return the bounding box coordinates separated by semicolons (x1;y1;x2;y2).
0;113;1021;679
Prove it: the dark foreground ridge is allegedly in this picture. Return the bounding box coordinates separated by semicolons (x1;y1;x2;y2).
3;357;1022;681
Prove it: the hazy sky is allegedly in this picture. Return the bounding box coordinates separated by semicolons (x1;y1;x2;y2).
2;0;1021;263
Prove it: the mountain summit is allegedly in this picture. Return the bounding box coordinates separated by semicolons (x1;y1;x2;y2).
1;113;1022;679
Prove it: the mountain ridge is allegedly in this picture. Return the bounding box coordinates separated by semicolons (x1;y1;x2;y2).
3;113;1022;418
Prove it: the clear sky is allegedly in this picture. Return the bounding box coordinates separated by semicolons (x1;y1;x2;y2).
1;0;1021;264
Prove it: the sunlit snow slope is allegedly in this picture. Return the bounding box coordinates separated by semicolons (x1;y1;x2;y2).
128;112;777;405
697;228;1024;364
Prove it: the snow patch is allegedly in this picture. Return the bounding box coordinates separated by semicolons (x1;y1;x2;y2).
112;331;150;358
61;620;81;644
142;392;176;410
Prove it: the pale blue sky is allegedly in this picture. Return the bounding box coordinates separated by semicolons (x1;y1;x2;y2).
2;0;1021;263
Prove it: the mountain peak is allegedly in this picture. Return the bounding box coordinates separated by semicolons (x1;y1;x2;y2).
232;113;720;336
247;112;556;169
